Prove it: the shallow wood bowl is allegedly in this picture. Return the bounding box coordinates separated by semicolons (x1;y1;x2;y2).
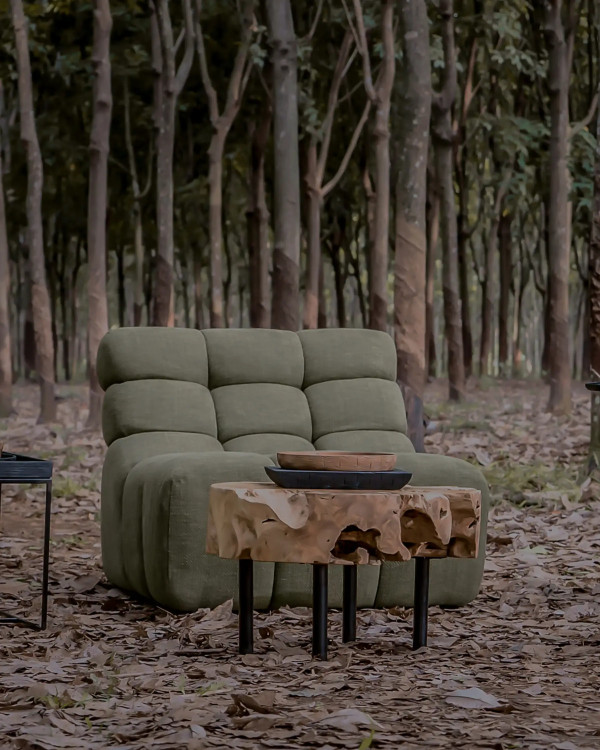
277;451;396;472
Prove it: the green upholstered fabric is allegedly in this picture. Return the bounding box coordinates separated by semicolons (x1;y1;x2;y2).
212;383;312;444
306;378;408;441
98;326;489;613
102;380;218;446
203;329;304;388
98;327;208;389
375;453;490;607
314;429;415;454
101;431;223;588
223;433;314;459
299;328;396;386
122;452;275;611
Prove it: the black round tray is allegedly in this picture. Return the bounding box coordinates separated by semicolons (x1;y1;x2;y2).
586;382;600;392
265;466;412;491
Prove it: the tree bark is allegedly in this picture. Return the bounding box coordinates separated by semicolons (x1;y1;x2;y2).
426;168;439;379
196;0;254;328
394;0;431;451
247;101;271;328
87;0;112;429
304;140;321;329
267;0;300;331
353;0;395;332
11;0;56;422
589;74;600;472
151;0;194;327
301;31;367;330
544;0;574;413
498;211;513;374
0;81;12;417
432;0;465;401
123;79;150;328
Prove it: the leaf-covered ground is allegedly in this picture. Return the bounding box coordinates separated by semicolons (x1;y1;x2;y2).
0;380;598;749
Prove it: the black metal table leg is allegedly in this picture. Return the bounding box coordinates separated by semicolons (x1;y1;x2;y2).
0;479;52;630
413;557;430;650
40;481;52;630
238;559;254;654
312;563;328;660
342;564;357;642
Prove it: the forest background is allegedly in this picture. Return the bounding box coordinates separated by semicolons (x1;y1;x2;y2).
0;0;599;456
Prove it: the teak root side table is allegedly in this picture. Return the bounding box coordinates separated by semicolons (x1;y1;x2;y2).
207;482;481;660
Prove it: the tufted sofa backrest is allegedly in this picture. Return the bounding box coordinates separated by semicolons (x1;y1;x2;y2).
98;327;413;455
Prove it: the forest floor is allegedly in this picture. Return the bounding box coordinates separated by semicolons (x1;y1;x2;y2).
0;380;598;749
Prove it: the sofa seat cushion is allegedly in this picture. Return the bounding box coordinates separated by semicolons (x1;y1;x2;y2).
212;383;312;444
101;431;223;589
375;453;490;607
121;451;276;612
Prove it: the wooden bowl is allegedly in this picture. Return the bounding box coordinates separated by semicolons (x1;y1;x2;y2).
277;451;396;472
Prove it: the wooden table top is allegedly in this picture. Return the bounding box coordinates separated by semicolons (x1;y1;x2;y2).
206;482;481;566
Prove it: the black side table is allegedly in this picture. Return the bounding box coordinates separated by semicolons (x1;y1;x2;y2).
0;452;53;630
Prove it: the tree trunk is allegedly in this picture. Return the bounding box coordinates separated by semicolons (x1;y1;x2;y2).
479;228;495;377
123;79;148;328
304;140;321;329
365;0;395;332
207;134;225;327
498;211;513;374
87;0;112;429
248;103;271;328
394;0;430;450
426;169;439;379
457;228;473;377
545;0;573;413
432;0;465;401
11;0;56;422
193;243;204;329
513;236;529;376
267;0;300;331
589;76;600;472
195;0;254;328
0;110;11;417
151;0;194;327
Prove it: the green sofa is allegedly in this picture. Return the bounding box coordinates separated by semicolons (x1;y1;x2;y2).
98;327;489;612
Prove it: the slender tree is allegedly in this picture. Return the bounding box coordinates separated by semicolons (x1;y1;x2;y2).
0;80;11;418
589;75;600;472
353;0;395;332
498;211;513;374
11;0;56;422
195;0;255;329
151;0;194;327
544;0;575;413
394;0;431;449
87;0;112;429
303;29;370;329
247;98;271;328
432;0;465;401
123;80;152;327
266;0;300;331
